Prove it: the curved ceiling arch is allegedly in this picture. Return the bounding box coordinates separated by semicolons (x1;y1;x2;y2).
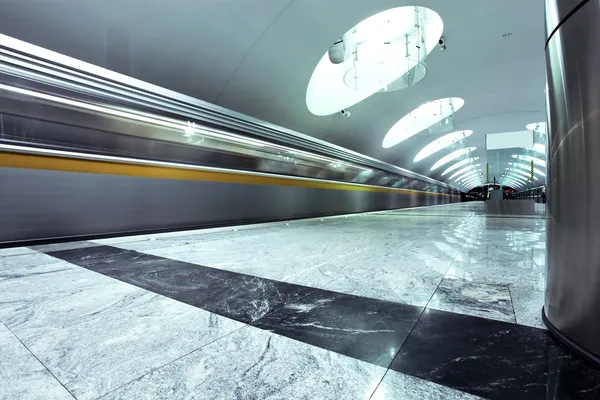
0;0;547;188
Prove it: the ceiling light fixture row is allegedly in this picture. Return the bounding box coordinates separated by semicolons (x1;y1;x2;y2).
306;6;444;116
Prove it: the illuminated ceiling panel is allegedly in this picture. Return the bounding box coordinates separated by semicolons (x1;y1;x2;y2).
383;97;465;148
526;122;547;134
413;130;472;162
449;163;479;180
431;147;475;171
532;143;546;154
512;154;546;167
510;162;546;177
441;157;479;176
306;7;444;116
457;169;482;183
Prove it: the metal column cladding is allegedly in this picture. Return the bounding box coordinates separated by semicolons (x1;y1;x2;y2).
544;0;600;364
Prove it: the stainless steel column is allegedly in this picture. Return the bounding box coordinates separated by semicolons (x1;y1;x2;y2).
544;0;600;364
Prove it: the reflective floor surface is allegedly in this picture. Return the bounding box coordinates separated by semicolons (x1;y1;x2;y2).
1;202;599;399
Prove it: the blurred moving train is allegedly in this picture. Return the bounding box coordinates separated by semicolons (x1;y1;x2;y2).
0;34;461;246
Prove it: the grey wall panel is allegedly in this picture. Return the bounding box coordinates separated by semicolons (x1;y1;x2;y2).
545;0;600;360
0;168;456;244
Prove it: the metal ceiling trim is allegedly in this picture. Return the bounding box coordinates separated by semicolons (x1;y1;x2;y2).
0;33;457;190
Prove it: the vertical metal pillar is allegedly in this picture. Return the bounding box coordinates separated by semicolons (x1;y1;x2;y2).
544;0;600;364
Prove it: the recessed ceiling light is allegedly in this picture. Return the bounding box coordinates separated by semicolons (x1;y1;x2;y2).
431;146;475;171
306;7;444;116
413;130;473;162
441;157;479;176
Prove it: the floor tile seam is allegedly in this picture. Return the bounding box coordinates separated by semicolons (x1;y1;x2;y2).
3;323;79;400
506;286;519;324
92;323;252;400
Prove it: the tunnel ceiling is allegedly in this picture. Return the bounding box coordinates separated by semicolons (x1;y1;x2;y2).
0;0;546;187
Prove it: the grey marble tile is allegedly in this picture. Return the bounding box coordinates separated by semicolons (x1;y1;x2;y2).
0;252;69;272
0;247;37;257
24;295;244;400
446;256;544;288
2;274;152;340
0;264;111;306
391;309;600;399
0;323;15;348
115;238;360;289
372;370;483;400
0;260;76;283
0;340;75;400
102;326;387;400
509;284;546;329
428;278;515;323
252;289;422;367
318;253;449;307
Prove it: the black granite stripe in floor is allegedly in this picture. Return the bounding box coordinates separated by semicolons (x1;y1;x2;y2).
44;244;600;400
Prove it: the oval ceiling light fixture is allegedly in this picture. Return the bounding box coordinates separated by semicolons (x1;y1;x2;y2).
512;162;546;177
511;154;546;168
441;157;479;176
503;173;528;183
448;163;479;180
511;169;535;179
430;145;474;171
306;7;444;116
456;168;482;182
383;97;465;148
532;143;546;154
526;122;547;134
413;130;473;162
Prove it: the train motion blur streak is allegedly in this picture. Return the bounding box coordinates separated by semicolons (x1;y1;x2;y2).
0;34;460;245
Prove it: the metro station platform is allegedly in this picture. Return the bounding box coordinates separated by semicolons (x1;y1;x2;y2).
1;202;598;400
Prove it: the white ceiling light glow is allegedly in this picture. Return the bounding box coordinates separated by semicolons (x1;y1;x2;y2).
532;143;546;154
510;169;536;179
431;146;475;171
344;7;433;92
448;163;479;180
457;169;482;183
512;162;546;177
413;130;473;162
503;181;523;188
503;178;524;187
383;97;464;148
511;154;547;168
306;7;444;116
463;176;482;186
503;174;527;183
526;122;547;134
501;175;526;185
441;157;479;176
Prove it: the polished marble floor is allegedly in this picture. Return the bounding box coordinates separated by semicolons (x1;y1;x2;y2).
1;202;599;399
